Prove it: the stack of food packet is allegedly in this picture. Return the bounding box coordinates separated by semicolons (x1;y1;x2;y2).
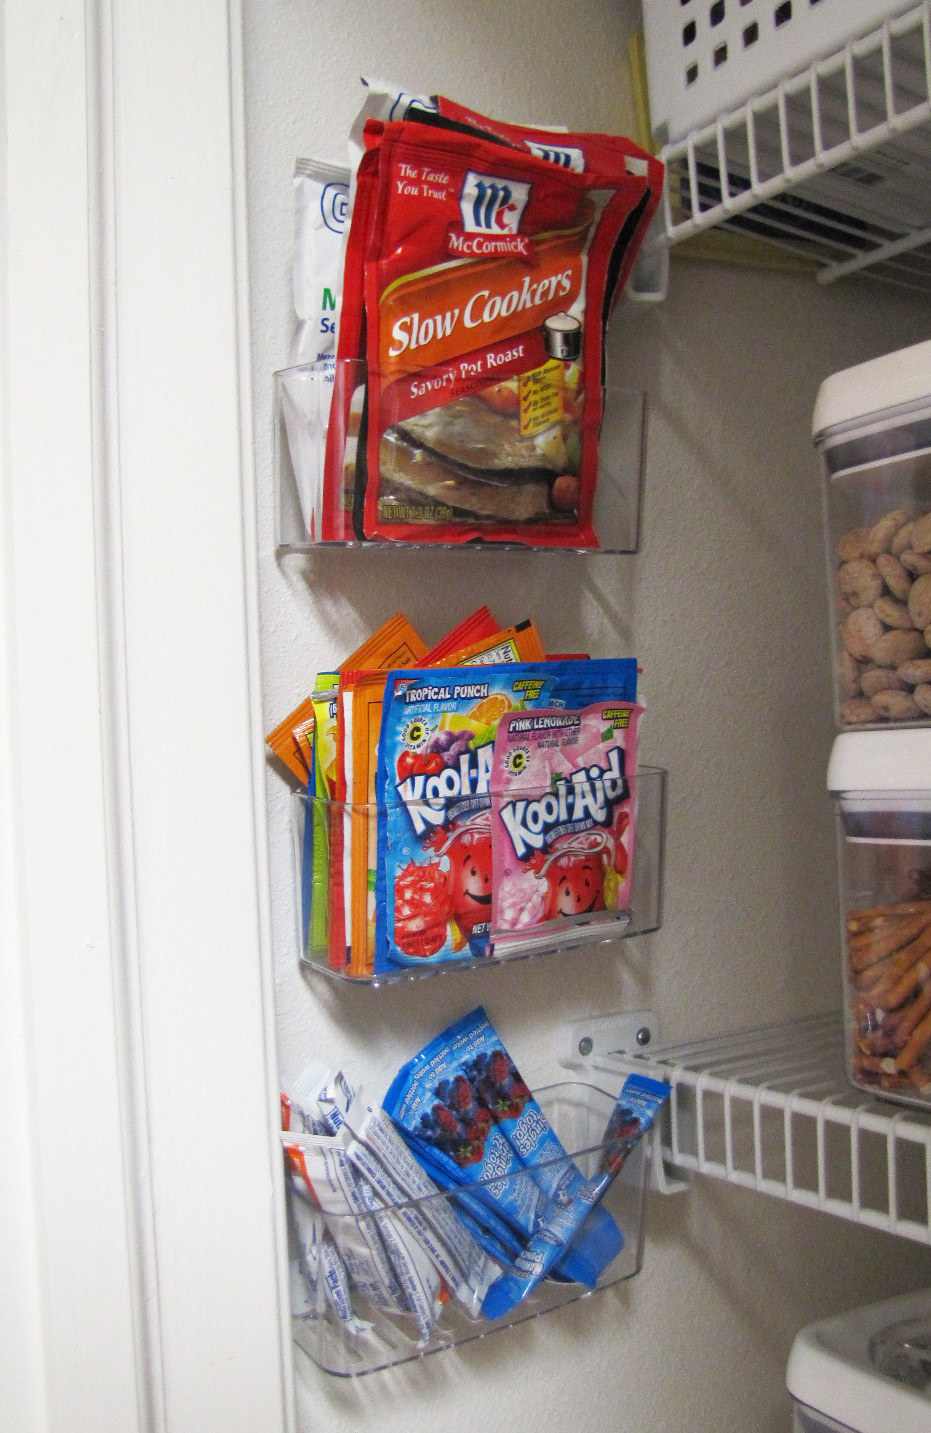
283;80;663;547
266;610;643;978
282;1008;669;1342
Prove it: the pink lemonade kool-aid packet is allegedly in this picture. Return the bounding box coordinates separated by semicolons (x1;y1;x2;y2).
489;702;642;948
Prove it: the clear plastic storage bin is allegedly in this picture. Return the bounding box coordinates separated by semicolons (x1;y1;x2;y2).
814;338;931;731
287;1080;649;1376
829;730;931;1109
788;1287;931;1433
276;359;649;554
290;767;666;985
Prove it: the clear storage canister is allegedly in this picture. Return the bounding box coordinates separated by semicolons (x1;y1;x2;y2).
787;1287;931;1433
813;338;931;730
829;730;931;1110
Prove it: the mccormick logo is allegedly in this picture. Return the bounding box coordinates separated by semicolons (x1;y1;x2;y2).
449;171;533;260
320;181;348;233
525;141;585;173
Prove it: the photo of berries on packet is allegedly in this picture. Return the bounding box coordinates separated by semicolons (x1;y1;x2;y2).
382;1006;624;1288
412;1048;532;1168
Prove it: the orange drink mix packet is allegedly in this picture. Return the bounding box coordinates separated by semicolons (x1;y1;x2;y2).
335;613;427;974
435;618;545;668
265;694;316;784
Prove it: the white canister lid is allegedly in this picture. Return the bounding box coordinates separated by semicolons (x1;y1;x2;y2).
813;337;931;444
787;1289;931;1433
828;730;931;795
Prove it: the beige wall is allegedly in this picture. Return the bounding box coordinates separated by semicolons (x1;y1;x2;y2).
245;3;931;1428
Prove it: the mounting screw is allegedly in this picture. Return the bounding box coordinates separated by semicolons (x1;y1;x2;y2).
578;1036;594;1057
636;1026;651;1047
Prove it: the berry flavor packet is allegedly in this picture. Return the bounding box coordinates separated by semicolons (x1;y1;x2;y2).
374;658;638;972
489;701;643;956
381;1006;623;1288
480;1070;669;1320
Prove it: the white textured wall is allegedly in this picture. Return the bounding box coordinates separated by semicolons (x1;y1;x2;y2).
244;3;931;1429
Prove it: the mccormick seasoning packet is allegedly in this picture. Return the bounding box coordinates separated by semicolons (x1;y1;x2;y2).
326;111;661;546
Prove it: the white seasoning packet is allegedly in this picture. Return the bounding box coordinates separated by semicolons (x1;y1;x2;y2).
289;157;349;367
283;159;350;536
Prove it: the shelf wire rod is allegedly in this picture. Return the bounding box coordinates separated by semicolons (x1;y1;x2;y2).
882;23;896;135
719;203;890;261
819;221;931;283
777;80;791;179
695;1075;707;1170
723;1078;736;1183
746;104;760;195
810;69;824;168
816;1099;830;1210
653;1035;833;1080
753;1084;764;1188
887;1113;899;1229
715;118;731;213
685;135;701;229
849;1102;864;1225
783;1089;796;1199
644;1012;836;1066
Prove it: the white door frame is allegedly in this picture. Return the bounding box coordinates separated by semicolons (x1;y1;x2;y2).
0;3;293;1430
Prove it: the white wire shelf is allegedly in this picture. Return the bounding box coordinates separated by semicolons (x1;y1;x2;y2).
592;1013;931;1245
655;3;931;290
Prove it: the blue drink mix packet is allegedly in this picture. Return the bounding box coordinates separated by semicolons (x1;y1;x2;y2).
374;658;638;973
381;1006;625;1289
480;1070;670;1320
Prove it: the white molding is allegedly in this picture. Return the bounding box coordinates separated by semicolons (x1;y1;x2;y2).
1;1;145;1429
0;2;293;1430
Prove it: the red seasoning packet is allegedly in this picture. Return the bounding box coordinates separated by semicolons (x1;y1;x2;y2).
328;112;661;547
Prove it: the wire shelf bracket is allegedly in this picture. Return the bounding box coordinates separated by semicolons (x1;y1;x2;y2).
577;1012;931;1243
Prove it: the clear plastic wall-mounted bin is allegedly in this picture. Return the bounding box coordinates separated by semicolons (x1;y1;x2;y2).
829;730;931;1110
275;359;648;554
287;1080;649;1377
291;767;666;985
814;338;931;731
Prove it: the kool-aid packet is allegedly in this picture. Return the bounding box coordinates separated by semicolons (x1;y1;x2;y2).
489;701;642;954
373;659;638;972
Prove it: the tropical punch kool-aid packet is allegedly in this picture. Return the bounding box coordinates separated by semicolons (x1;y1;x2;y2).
373;659;638;972
489;701;642;954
